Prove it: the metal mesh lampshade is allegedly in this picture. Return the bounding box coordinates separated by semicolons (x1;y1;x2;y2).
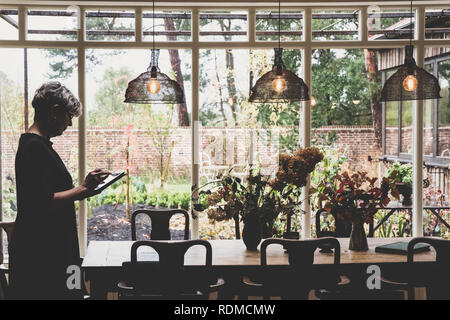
380;48;441;102
124;49;185;104
249;48;309;103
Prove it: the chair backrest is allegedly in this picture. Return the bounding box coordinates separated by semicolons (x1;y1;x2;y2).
260;237;341;299
315;209;352;238
131;209;189;240
0;222;14;264
124;240;213;298
407;237;450;300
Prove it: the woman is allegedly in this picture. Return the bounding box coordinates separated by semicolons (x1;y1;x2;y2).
9;82;110;300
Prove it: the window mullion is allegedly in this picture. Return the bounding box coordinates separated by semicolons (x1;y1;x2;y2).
135;7;143;43
191;8;199;240
78;6;87;256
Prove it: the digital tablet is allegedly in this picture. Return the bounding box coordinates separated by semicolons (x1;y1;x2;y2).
94;171;126;193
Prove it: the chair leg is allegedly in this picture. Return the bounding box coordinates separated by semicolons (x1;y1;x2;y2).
0;273;8;300
407;286;415;300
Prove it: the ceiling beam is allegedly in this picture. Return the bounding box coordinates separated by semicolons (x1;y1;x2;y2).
1;1;449;7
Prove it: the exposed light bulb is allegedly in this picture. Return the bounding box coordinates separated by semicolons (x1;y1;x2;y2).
147;77;160;94
272;76;286;93
311;96;317;107
403;75;418;92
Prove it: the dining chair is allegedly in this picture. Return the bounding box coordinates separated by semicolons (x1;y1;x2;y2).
0;222;14;300
117;240;217;299
407;237;450;300
241;237;344;300
131;208;190;240
315;209;352;238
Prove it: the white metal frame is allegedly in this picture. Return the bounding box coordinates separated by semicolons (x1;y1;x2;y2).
1;2;449;254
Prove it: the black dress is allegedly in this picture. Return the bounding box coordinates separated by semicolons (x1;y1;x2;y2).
9;133;81;300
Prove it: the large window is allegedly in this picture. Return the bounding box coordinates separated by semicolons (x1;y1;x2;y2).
85;49;191;242
1;3;449;247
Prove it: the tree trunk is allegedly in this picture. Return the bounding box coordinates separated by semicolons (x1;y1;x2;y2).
163;17;189;126
364;49;382;147
214;51;228;126
220;20;237;126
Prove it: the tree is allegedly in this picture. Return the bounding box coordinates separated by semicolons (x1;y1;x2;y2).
162;13;190;126
311;49;373;127
0;72;27;155
45;16;128;79
365;49;382;146
89;67;132;127
147;106;177;188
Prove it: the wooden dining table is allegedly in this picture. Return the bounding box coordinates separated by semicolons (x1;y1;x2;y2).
82;237;437;300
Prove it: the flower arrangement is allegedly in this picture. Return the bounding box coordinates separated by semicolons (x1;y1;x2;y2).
317;171;394;225
193;147;324;238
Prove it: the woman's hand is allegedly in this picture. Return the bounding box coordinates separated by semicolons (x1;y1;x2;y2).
78;169;111;199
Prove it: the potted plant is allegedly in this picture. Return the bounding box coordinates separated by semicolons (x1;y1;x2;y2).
193;147;324;250
387;162;413;206
317;171;393;251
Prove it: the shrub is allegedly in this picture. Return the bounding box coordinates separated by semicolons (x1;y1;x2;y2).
180;192;191;211
157;192;169;208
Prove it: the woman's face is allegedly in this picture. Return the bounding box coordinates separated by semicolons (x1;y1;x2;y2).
50;106;73;137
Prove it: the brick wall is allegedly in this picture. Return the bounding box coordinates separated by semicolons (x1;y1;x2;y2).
0;125;402;179
314;125;382;164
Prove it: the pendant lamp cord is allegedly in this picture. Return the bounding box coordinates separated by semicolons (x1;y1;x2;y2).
409;0;413;47
153;0;155;51
278;0;281;50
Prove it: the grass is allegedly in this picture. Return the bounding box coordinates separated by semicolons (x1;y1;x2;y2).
147;182;190;194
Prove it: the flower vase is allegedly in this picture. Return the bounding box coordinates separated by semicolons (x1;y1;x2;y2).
396;183;412;206
242;215;262;251
349;220;368;251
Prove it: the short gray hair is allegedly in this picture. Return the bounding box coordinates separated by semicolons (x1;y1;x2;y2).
32;81;81;121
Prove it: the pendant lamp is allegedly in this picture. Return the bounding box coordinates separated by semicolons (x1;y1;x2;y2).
380;0;440;101
249;0;309;103
124;0;185;104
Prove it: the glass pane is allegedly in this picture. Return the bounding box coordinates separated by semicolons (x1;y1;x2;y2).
0;48;78;256
311;49;372;127
0;8;18;40
199;11;247;41
386;101;399;156
28;48;79;178
256;10;303;41
27;8;78;41
312;9;359;41
85;9;135;41
1;49;24;236
438;59;450;158
86;49;192;242
199;48;299;238
401;100;413;154
425;8;450;40
143;10;191;41
368;8;415;41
